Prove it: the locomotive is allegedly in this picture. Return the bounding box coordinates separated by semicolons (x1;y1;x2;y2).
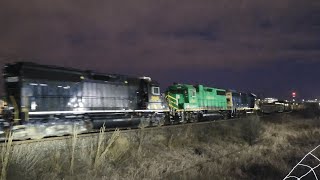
1;62;258;140
165;84;256;123
2;62;168;139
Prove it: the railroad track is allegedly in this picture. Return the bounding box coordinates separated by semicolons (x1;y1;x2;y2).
0;112;292;146
0;117;248;146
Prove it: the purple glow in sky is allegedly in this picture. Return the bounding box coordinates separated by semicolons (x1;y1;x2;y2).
0;0;319;99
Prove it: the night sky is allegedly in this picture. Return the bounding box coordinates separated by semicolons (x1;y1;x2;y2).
0;0;319;100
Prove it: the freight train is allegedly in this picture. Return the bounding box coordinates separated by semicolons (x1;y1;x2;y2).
1;62;257;140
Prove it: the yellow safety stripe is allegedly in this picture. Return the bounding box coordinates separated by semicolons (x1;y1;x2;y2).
166;95;177;101
168;104;178;110
166;95;178;110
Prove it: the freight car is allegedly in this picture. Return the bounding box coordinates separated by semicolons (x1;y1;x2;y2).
260;100;292;114
2;62;169;139
165;84;256;123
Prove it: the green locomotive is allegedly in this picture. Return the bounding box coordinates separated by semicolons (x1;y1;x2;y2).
166;83;256;123
166;84;229;122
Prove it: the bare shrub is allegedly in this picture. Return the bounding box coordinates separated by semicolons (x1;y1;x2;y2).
183;125;193;145
70;125;78;175
137;128;145;154
51;151;62;175
93;128;120;170
108;135;130;162
300;103;320;119
168;134;174;150
94;125;106;169
8;144;42;179
241;115;262;145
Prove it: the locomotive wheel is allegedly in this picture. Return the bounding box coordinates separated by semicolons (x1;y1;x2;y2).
180;112;187;124
139;117;150;128
192;114;199;123
157;118;165;127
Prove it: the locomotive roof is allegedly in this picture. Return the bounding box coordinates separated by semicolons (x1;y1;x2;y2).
4;61;157;84
226;89;256;96
168;84;256;96
5;61;84;74
168;83;226;91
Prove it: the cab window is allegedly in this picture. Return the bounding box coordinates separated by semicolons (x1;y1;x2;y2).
191;90;196;97
152;87;160;95
217;90;226;96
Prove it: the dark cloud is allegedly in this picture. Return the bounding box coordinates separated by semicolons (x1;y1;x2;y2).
0;0;319;97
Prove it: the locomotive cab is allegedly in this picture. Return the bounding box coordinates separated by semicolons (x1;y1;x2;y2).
165;84;200;111
138;77;168;111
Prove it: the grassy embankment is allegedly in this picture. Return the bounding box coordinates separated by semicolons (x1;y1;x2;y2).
1;113;320;180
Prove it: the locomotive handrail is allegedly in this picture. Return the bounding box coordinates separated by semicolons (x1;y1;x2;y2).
166;95;177;101
165;94;178;110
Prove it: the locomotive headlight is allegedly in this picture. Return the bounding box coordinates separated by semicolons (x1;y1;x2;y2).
31;101;37;110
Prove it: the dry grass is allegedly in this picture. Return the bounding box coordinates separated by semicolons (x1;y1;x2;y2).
1;114;320;179
166;116;320;180
69;125;78;175
0;132;13;180
93;128;120;170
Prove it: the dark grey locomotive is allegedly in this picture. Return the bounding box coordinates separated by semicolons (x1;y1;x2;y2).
3;62;169;134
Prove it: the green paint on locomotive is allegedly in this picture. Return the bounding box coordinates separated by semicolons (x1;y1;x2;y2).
166;84;227;111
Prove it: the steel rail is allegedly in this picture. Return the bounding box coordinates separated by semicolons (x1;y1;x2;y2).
0;117;248;146
1;111;292;146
